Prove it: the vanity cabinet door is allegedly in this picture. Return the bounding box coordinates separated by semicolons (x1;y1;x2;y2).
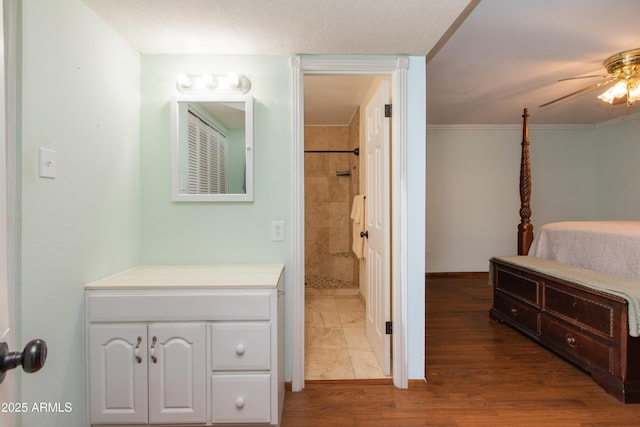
88;324;148;424
148;323;207;424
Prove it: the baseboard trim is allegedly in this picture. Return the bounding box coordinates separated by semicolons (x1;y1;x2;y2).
286;378;393;391
425;271;488;278
285;378;426;391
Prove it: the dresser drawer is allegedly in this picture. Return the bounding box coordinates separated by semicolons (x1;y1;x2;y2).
541;316;612;373
495;267;540;307
493;291;540;334
211;323;271;371
211;374;271;423
544;283;617;339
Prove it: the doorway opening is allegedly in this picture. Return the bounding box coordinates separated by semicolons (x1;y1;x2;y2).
303;74;391;380
291;56;410;391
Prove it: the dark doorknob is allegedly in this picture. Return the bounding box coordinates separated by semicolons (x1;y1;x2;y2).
0;339;47;384
360;230;368;239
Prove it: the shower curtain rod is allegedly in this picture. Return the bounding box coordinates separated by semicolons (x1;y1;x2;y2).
304;147;359;156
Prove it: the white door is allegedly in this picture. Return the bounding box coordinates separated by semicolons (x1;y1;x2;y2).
364;80;391;375
148;323;206;424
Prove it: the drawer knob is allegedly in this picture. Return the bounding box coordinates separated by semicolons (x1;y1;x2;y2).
566;335;577;346
235;344;245;356
235;397;245;409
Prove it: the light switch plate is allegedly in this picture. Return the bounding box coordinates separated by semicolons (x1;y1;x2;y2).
39;148;57;179
271;220;285;241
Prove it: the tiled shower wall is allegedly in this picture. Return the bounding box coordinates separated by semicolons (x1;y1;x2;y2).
304;109;360;288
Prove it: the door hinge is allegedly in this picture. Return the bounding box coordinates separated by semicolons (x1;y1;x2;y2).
385;321;392;335
384;104;392;118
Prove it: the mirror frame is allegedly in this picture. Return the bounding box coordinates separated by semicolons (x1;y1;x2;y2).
170;94;254;202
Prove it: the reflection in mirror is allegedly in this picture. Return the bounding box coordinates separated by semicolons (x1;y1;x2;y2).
171;94;253;201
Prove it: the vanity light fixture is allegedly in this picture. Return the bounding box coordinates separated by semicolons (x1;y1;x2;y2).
176;73;192;89
176;72;251;94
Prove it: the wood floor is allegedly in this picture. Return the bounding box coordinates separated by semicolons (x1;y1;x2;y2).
281;274;640;426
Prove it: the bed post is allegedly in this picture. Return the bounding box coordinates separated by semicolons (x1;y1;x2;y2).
518;108;533;255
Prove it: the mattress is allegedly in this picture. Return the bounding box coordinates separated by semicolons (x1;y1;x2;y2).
528;221;640;281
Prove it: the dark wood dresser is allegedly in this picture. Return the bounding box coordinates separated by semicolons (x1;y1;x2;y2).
489;256;640;403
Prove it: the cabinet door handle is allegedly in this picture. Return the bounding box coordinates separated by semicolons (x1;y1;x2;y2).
150;336;158;364
134;336;142;364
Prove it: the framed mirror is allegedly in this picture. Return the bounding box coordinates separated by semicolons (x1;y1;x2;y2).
170;94;253;202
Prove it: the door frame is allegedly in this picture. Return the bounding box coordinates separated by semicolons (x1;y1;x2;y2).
291;56;409;391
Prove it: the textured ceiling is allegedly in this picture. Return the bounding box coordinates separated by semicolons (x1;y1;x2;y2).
82;0;473;55
83;0;640;126
82;0;474;125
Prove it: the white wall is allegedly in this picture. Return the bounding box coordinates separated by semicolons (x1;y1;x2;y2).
425;119;640;272
19;0;140;425
594;118;640;218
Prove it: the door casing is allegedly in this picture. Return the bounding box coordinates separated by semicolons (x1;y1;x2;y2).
291;56;409;391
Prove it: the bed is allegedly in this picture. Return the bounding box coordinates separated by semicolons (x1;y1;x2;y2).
489;109;640;403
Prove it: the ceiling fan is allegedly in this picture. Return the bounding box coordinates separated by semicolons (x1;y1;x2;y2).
539;48;640;109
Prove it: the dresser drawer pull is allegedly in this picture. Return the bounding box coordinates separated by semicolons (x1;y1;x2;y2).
235;397;245;409
235;344;245;356
565;335;577;347
134;336;142;364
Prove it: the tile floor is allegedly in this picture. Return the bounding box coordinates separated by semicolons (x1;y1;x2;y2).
304;287;387;380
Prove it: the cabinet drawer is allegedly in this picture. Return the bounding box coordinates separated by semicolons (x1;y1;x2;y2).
495;267;540;306
493;291;540;334
211;374;271;423
211;323;271;371
541;316;612;373
544;283;617;339
87;292;271;322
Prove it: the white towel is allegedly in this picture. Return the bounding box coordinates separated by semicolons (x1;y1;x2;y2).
351;195;366;259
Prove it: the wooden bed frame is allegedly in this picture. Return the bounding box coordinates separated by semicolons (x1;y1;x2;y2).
489;109;640;403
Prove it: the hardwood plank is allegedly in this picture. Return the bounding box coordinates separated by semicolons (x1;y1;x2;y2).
281;274;640;426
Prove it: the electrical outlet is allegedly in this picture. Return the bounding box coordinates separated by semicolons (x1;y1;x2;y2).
271;220;285;241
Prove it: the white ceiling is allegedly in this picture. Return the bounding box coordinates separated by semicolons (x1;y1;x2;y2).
82;0;474;125
82;0;640;126
427;0;640;125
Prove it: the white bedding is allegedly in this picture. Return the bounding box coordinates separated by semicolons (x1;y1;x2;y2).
529;221;640;281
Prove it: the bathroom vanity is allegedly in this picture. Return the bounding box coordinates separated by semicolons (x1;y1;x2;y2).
84;264;284;426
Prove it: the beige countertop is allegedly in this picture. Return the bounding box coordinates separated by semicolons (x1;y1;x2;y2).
85;264;285;290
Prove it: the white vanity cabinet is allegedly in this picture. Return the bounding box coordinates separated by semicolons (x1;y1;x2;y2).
85;265;285;427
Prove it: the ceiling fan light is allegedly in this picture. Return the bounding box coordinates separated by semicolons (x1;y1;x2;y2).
598;81;628;104
627;80;640;104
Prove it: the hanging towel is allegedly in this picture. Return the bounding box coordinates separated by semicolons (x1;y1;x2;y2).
351;195;366;259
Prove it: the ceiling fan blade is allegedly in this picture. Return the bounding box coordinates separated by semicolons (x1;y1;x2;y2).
539;78;617;108
558;74;609;82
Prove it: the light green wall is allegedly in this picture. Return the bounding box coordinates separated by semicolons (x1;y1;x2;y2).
140;54;294;378
18;2;429;423
19;0;141;425
425;120;640;272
